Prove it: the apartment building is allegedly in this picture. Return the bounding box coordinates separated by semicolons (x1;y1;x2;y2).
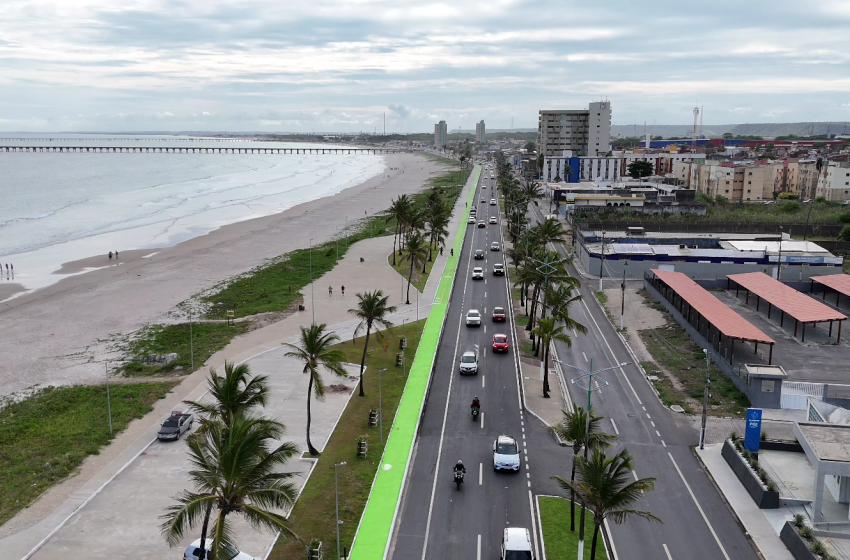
475;120;486;143
816;161;850;202
798;160;820;200
537;101;611;157
434;120;447;148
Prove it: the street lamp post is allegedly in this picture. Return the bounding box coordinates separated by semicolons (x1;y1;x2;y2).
598;231;606;292
402;319;407;375
335;461;347;560
378;368;387;444
105;361;113;436
189;311;194;372
310;238;315;325
700;349;711;450
556;357;629;560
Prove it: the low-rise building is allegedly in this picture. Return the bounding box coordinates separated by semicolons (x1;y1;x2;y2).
816;161;850;202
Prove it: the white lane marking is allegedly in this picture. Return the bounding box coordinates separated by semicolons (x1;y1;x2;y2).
484;325;487;333
479;463;483;486
484;348;487;357
526;472;530;479
482;375;485;388
663;543;673;560
668;452;732;560
582;351;588;362
610;418;620;435
650;420;655;427
656;430;661;437
480;412;484;429
662;440;667;447
642;406;646;411
485;279;487;285
485;291;487;297
477;534;482;560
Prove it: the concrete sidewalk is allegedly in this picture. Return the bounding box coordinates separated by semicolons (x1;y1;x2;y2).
696;444;794;560
1;167;478;560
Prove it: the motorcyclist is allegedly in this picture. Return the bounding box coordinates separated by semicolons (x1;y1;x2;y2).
453;460;467;475
471;396;481;411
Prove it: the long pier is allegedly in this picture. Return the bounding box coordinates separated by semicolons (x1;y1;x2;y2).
0;145;407;155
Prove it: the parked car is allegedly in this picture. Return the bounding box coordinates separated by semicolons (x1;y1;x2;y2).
474;249;484;260
490;242;500;251
493;263;504;276
478;221;486;228
472;267;484;280
492;333;509;352
489;216;497;224
468;216;476;224
500;528;534;560
459;351;479;374
493;434;521;472
492;306;506;321
158;411;193;441
184;539;254;560
466;309;481;327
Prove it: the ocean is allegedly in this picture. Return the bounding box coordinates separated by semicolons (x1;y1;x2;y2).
0;136;385;298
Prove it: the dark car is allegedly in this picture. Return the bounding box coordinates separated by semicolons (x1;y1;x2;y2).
158;411;193;441
492;306;506;321
478;221;486;228
474;249;485;260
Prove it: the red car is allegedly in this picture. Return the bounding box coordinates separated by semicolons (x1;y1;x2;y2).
492;334;509;353
492;306;506;322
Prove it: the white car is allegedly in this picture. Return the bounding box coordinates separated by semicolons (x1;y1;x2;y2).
185;539;254;560
468;216;476;224
501;528;534;560
490;199;497;205
489;216;497;224
472;267;484;280
459;351;478;374
466;309;481;327
493;435;520;472
490;242;500;251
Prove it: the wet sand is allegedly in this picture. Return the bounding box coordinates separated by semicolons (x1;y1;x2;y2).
0;151;448;398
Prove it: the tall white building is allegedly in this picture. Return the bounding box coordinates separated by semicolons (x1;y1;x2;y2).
475;120;486;143
816;161;850;202
537;101;612;157
434;120;447;148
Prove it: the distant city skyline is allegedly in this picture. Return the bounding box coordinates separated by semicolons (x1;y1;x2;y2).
2;0;850;132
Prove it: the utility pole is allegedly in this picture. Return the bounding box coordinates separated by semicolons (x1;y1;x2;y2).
189;311;194;372
335;461;347;560
378;368;387;444
310;238;315;325
598;231;606;292
620;269;626;331
105;361;113;436
700;349;710;450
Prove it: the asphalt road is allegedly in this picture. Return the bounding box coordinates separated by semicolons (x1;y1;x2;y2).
389;167;537;560
525;202;760;560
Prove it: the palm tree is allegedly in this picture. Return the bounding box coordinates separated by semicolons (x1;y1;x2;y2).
400;230;428;304
349;290;396;397
282;324;348;455
426;208;450;262
531;316;572;398
554;448;660;560
386;195;411;265
184;362;269;430
532;217;567;248
160;416;301;560
552;407;615;532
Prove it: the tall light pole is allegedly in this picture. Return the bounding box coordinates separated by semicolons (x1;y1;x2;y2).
335;461;347;560
189;310;194;372
105;361;113;436
598;231;606;292
620;267;627;331
378;368;387;444
401;319;407;375
700;349;710;450
556;357;629;560
310;238;315;325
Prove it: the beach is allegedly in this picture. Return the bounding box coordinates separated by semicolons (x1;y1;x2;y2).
0;151;448;398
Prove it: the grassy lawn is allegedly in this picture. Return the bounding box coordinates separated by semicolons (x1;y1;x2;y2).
521;340;537;360
123;321;249;376
516;314;530;327
539;496;608;560
638;321;749;417
269;319;427;560
0;381;178;526
594;291;607;304
388;250;437;293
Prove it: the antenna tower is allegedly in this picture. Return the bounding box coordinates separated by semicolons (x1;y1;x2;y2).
692;106;700;148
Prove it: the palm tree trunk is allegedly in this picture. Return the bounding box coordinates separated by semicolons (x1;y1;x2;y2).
358;326;371;397
198;502;213;559
406;261;414;304
570;454;577;531
590;519;602;560
306;374;318;455
392;225;398;265
542;340;550;398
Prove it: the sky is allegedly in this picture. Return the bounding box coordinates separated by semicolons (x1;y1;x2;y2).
1;0;850;133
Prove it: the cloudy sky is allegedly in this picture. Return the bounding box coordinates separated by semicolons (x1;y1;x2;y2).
1;0;849;132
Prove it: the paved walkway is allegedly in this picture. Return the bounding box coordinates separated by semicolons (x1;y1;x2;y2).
2;168;478;560
696;444;794;560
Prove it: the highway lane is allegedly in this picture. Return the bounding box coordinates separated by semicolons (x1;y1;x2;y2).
524;202;759;560
390;167;536;560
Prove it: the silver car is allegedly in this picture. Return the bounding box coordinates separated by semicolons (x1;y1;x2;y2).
493;435;521;472
472;267;484;280
459;351;478;374
466;309;481;327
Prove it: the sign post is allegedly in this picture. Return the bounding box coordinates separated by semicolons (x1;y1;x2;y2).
226;310;234;325
744;408;762;452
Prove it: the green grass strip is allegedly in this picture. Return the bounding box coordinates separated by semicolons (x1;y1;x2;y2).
348;165;480;559
538;496;608;560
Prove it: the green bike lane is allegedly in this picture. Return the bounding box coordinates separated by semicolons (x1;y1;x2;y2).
348;165;480;559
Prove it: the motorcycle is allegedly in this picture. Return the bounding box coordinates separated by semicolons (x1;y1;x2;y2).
454;469;465;490
471;404;480;421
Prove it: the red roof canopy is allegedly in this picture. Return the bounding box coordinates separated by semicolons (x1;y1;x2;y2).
728;272;847;323
812;275;850;298
651;269;774;344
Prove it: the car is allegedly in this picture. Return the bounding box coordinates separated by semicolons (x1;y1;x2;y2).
472;267;484;280
481;198;486;204
492;333;509;352
492;306;506;321
493;434;520;471
459;351;478;374
158;411;193;441
489;216;497;224
490;199;497;205
467;216;476;224
466;309;481;327
470;208;476;215
474;249;484;260
478;221;486;228
185;539;254;560
493;263;504;276
490;242;500;251
501;527;534;560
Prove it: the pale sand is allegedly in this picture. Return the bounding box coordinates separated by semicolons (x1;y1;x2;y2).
0;152;448;398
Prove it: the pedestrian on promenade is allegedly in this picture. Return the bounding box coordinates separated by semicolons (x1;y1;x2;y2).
341;285;345;295
329;285;333;296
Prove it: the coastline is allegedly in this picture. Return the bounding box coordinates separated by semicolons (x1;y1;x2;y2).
0;151;451;398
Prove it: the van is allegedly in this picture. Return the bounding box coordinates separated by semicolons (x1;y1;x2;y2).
501;527;534;560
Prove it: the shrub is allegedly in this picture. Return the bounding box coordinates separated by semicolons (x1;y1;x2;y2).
838;211;850;224
810;540;827;556
730;431;738;441
799;526;814;540
778;192;799;200
793;513;806;528
742;449;752;460
715;195;729;205
779;200;802;213
761;430;768;441
838;225;850;242
767;482;777;492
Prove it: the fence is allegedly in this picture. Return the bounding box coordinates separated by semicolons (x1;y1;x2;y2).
781;381;826;410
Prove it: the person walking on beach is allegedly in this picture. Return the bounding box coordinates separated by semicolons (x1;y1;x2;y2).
341;285;345;296
115;250;119;259
329;285;333;296
108;251;113;260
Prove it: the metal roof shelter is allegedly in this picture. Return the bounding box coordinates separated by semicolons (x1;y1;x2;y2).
648;269;775;363
811;274;850;308
727;272;847;343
